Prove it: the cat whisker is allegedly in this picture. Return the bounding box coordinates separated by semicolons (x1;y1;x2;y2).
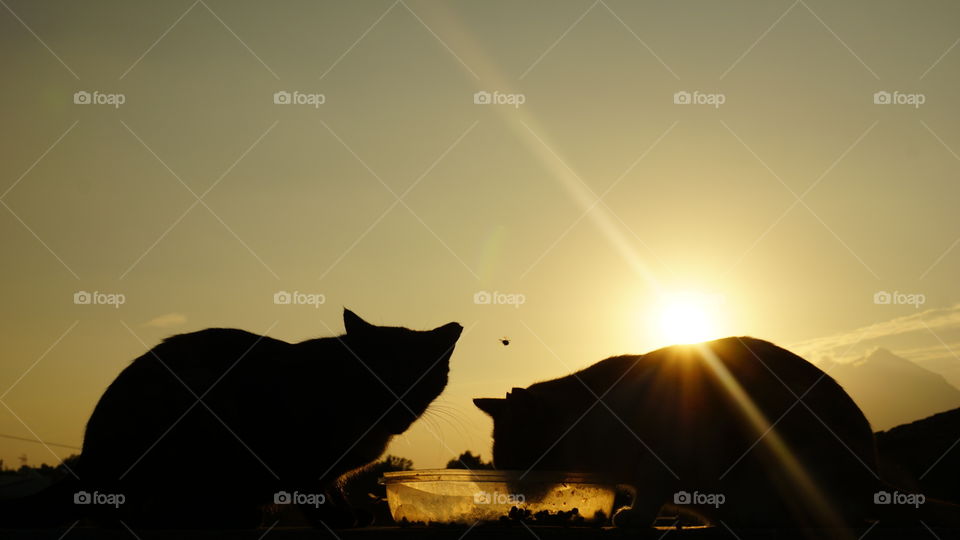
421;407;469;441
416;412;446;441
426;402;475;430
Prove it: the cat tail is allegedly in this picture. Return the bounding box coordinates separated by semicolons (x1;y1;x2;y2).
0;474;84;527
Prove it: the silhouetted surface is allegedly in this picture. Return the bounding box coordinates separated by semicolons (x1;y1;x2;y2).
3;525;960;540
876;406;960;504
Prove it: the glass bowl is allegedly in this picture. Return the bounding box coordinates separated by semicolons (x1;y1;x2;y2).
380;469;617;525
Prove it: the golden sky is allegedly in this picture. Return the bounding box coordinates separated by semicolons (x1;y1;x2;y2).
1;0;959;470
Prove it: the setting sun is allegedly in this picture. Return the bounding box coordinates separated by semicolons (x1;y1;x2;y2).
657;292;722;345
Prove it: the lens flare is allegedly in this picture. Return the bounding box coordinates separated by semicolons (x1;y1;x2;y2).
657;291;721;344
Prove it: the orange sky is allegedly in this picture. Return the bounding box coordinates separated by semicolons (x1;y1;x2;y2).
1;0;959;470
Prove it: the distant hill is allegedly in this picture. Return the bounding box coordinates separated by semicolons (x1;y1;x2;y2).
876;407;960;504
820;348;960;431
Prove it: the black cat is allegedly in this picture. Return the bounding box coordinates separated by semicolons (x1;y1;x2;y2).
8;309;461;528
476;337;902;528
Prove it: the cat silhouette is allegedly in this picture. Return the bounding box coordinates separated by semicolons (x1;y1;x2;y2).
9;309;461;528
476;337;905;528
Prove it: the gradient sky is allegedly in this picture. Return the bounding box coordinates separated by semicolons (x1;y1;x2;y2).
1;0;959;470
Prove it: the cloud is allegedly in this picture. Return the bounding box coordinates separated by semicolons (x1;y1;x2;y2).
897;340;960;363
789;302;960;362
143;313;187;329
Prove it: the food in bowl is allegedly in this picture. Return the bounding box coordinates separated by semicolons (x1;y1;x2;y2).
379;469;617;525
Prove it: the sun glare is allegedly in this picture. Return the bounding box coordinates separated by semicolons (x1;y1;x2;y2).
657;291;721;345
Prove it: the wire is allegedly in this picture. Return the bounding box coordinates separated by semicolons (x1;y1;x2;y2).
0;432;81;450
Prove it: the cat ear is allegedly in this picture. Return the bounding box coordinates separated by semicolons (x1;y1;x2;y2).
433;322;463;343
474;398;506;417
507;387;538;409
343;308;375;335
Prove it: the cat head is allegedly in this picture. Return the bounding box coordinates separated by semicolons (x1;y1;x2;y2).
342;309;462;435
474;387;570;470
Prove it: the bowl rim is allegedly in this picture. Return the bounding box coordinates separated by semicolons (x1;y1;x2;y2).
379;469;616;485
